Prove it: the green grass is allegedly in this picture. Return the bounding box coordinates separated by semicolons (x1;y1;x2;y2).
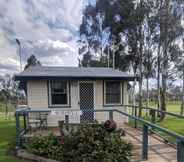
129;101;184;142
148;101;181;113
0;119;27;162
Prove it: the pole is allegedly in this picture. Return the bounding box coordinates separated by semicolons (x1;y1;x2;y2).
16;39;22;72
142;124;148;160
108;45;110;68
113;41;115;69
133;77;137;128
19;44;22;72
181;67;184;115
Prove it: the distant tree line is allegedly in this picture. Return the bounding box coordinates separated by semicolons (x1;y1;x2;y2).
0;54;41;118
133;86;183;104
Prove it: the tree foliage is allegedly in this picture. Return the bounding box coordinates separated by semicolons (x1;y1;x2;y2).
79;0;184;118
24;54;41;70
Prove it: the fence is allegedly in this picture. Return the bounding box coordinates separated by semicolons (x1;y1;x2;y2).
15;107;184;162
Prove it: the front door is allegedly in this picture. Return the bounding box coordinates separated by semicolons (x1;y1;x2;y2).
79;82;94;122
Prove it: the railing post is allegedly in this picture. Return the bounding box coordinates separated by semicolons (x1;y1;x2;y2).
150;109;156;124
142;124;148;160
109;110;113;120
23;111;27;131
65;115;69;131
15;111;20;149
134;106;137;128
177;139;184;162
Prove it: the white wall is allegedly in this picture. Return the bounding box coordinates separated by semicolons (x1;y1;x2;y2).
94;81;128;124
27;80;48;109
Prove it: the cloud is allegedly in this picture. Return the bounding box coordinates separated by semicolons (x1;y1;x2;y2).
21;39;76;60
0;0;84;74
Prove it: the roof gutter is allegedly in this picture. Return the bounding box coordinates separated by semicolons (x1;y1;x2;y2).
14;75;139;81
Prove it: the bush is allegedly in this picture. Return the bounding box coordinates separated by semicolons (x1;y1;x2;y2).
26;122;132;162
26;134;63;160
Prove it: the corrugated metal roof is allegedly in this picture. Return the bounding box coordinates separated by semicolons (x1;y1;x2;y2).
14;66;137;81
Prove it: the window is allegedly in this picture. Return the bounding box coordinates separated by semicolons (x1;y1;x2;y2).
49;81;69;106
105;81;122;105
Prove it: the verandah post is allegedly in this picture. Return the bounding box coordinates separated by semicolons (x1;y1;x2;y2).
142;124;148;160
177;139;184;162
15;111;20;149
109;110;113;120
23;111;27;131
65;115;69;131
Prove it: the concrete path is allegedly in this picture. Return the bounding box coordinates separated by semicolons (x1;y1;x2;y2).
122;124;177;162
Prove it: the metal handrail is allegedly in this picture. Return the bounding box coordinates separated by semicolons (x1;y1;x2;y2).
124;104;184;119
15;108;184;140
115;109;184;141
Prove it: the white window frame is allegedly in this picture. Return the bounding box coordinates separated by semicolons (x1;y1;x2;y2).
49;80;70;107
104;80;122;106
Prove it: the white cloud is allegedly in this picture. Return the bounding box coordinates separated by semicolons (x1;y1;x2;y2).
0;0;84;74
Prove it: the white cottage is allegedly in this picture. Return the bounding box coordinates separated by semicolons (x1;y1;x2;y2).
15;66;136;126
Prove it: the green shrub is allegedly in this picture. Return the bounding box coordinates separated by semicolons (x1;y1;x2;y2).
26;133;63;160
26;122;132;162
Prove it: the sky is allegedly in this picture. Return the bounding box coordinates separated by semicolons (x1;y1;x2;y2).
0;0;87;75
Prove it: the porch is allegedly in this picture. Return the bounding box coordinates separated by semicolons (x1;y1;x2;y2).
15;106;184;162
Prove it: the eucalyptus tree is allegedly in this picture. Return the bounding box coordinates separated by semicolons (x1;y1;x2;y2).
142;0;158;108
79;0;156;116
156;0;183;119
181;41;184;115
79;0;136;70
174;38;184;114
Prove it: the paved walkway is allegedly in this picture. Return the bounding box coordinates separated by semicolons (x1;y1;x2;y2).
122;124;177;162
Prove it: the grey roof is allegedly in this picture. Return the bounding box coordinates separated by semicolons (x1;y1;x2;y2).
14;66;137;81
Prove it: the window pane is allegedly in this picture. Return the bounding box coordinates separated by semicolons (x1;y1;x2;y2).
50;81;68;105
105;81;121;104
51;81;67;94
51;94;67;105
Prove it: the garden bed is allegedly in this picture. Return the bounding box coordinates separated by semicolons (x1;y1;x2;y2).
21;121;133;162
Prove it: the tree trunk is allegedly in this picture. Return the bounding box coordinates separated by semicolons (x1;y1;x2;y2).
132;75;137;116
145;77;149;116
138;76;143;117
5;102;8;120
157;44;161;111
159;0;169;120
160;54;167;120
181;68;184;115
138;21;144;117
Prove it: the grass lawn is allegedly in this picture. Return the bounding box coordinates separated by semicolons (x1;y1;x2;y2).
129;101;184;142
148;101;182;113
0;119;28;162
149;101;184;137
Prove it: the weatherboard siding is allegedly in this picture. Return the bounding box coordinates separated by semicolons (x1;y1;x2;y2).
27;80;128;126
27;80;48;109
94;81;128;124
94;80;108;122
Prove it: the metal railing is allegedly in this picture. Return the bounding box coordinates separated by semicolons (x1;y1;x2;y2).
15;107;184;162
125;104;184;119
